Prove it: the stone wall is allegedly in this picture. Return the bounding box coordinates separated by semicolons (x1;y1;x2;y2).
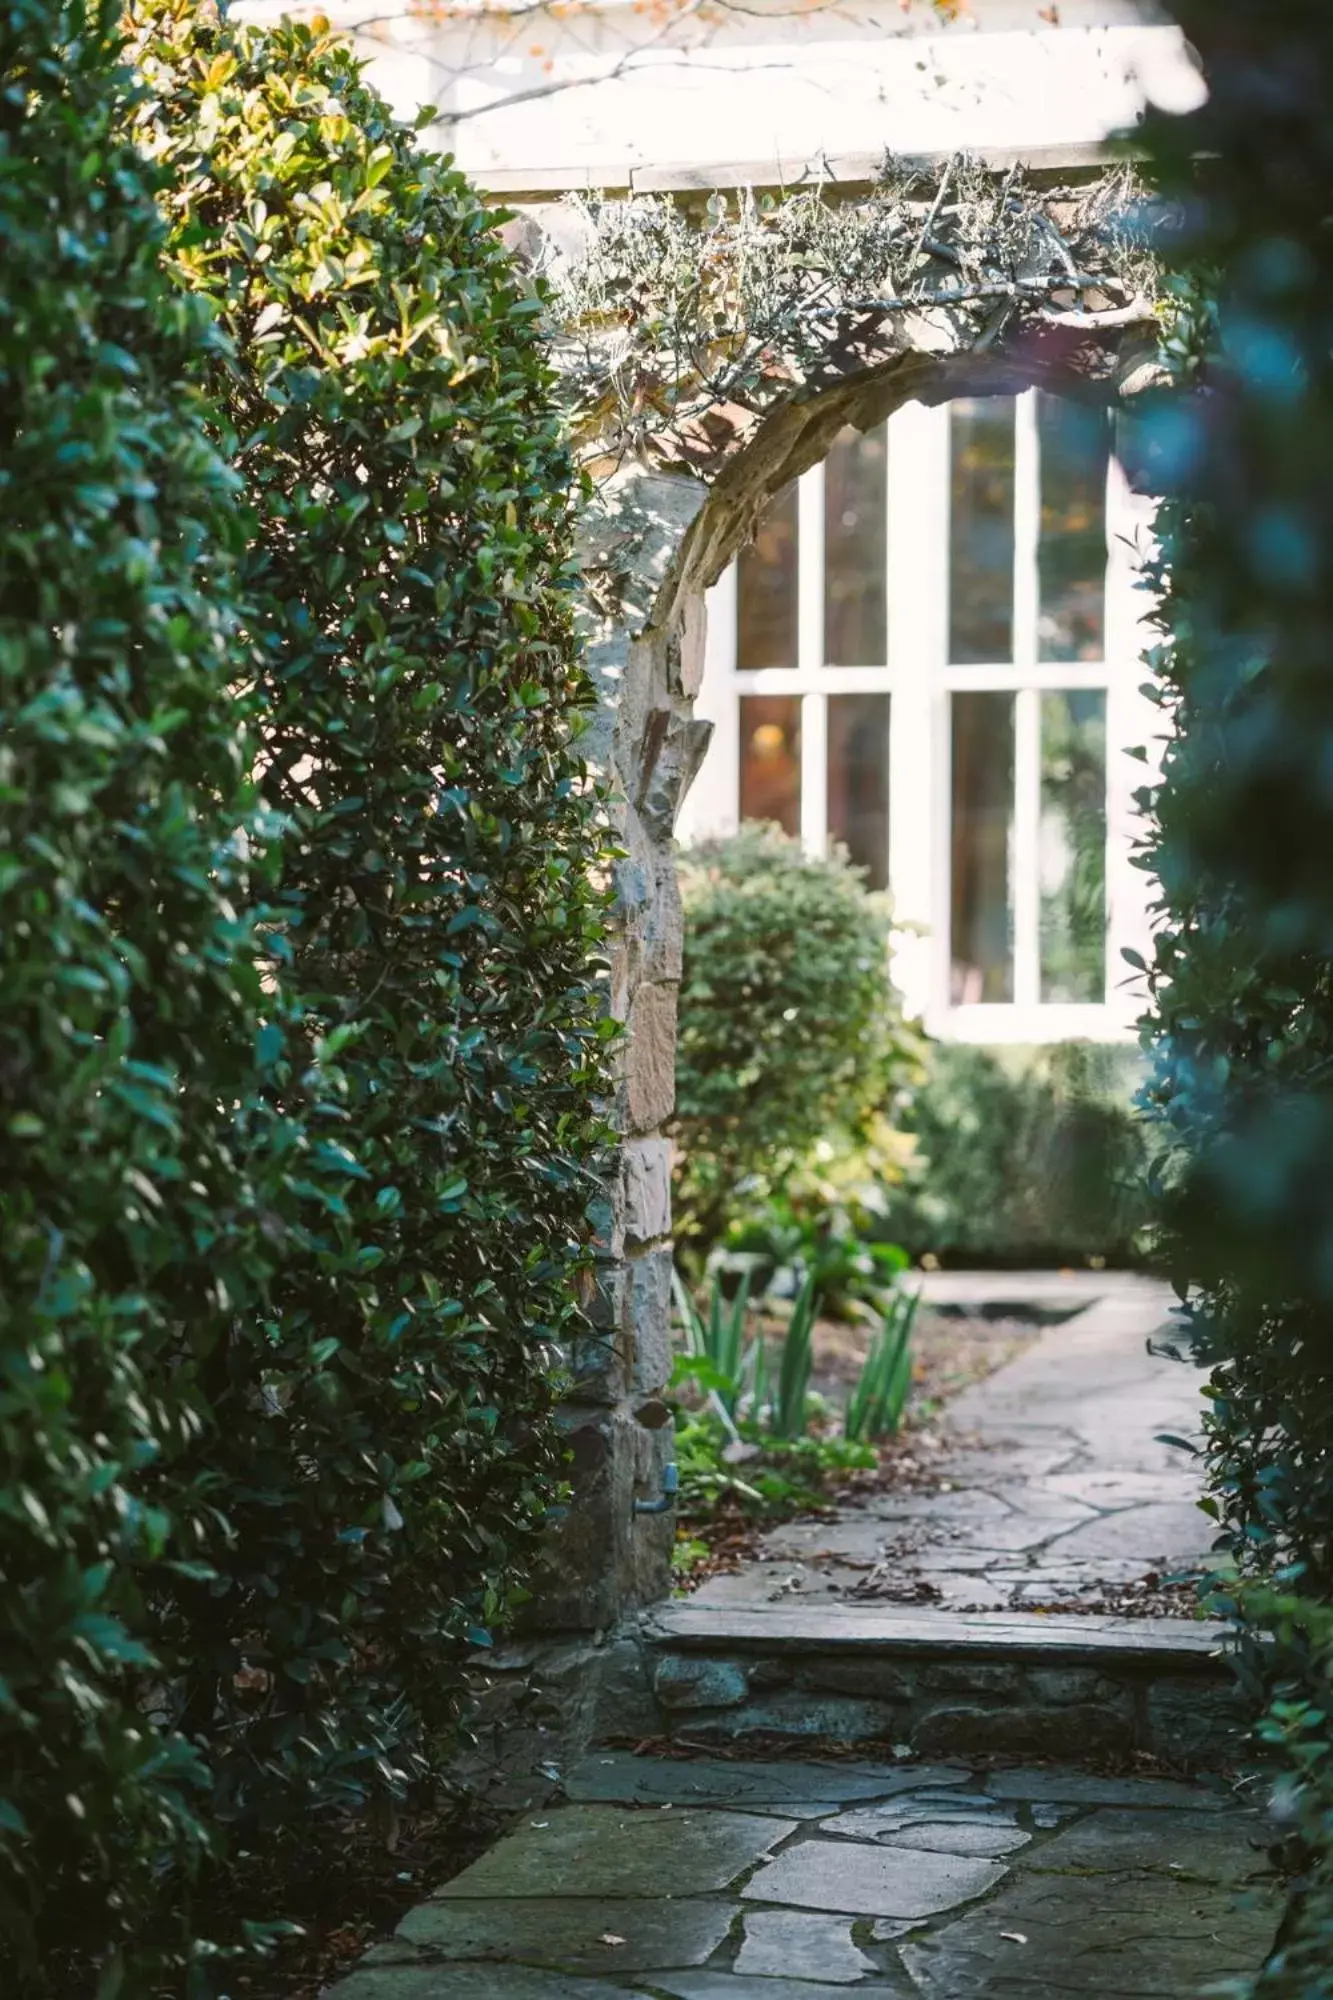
528;466;712;1629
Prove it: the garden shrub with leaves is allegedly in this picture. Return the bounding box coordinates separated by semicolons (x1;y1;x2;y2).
1139;3;1333;1987
0;0;295;1981
884;1040;1153;1267
0;3;607;1985
673;824;920;1253
123;0;608;1858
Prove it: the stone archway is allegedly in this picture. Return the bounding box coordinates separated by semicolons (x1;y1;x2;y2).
522;166;1164;1632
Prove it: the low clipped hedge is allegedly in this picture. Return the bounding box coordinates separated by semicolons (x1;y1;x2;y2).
2;2;608;1985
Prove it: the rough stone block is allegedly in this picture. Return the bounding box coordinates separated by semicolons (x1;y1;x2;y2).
669;1687;900;1747
912;1699;1132;1760
644;864;685;983
629;1248;674;1396
623;1136;672;1247
796;1657;917;1702
624;981;677;1133
674;590;708;699
529;1411;630;1631
654;1655;751;1711
916;1660;1023;1698
584;1640;658;1742
1025;1665;1124;1708
1144;1678;1245;1764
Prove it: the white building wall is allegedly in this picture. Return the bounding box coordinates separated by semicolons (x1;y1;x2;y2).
235;1;1204;190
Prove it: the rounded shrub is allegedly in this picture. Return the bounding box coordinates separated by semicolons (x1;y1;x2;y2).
673;824;916;1249
125;0;610;1843
0;0;288;1980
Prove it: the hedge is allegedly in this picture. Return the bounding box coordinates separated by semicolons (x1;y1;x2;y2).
1141;4;1333;1989
126;0;608;1865
1;3;608;1984
0;0;287;1981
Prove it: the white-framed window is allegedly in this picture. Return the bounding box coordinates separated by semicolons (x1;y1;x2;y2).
676;390;1159;1043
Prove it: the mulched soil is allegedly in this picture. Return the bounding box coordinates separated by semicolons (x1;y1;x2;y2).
805;1302;1043;1414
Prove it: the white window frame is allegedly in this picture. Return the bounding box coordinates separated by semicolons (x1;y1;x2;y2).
676;390;1161;1044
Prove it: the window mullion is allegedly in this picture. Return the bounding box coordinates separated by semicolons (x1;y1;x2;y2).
887;401;948;1024
798;465;826;853
1013;391;1041;1009
1013;687;1042;1009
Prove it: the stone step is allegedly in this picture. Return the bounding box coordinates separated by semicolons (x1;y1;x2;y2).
632;1604;1244;1767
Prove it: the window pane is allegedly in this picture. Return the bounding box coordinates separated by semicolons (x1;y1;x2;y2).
949;397;1015;664
828;694;890;891
824;424;887;665
1040;690;1107;1001
1038;394;1109;661
738;483;798;669
951;691;1014;1003
739;695;801;836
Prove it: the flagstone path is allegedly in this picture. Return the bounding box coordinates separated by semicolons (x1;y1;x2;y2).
326;1277;1273;1995
690;1273;1213;1617
329;1749;1278;1998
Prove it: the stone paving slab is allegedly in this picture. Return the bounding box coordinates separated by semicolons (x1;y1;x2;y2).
565;1752;969;1813
649;1975;913;1999
329;1754;1275;2000
434;1804;794;1899
984;1767;1242;1809
735;1908;878;1982
898;1867;1277;1998
1024;1806;1264;1883
329;1963;643;1998
741;1838;1008;1918
397;1895;739;1968
649;1603;1228;1658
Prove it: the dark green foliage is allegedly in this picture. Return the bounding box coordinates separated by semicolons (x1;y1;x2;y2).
125;0;607;1846
673;824;919;1250
885;1041;1153;1267
1139;4;1333;1987
0;3;605;1984
0;0;284;1979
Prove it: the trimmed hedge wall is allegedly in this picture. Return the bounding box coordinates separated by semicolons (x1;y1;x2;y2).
1;3;607;1985
127;0;609;1840
0;0;282;1980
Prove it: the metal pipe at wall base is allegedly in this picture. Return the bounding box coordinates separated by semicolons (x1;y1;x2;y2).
633;1461;679;1518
